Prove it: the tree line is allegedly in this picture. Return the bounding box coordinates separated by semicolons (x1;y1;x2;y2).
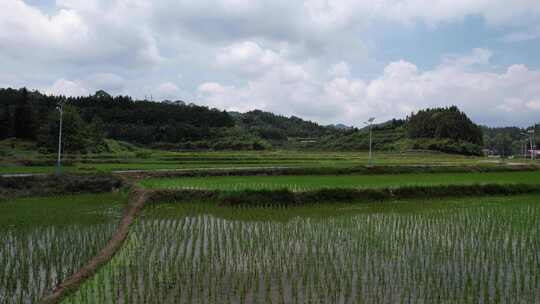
0;88;336;152
8;87;531;156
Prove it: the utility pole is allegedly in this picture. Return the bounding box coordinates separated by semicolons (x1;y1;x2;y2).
528;129;535;161
364;117;376;166
56;102;64;177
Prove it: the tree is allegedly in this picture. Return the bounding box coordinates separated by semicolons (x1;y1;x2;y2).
38;105;88;153
494;133;513;157
407;106;483;145
85;115;107;152
0;103;11;139
13;88;35;139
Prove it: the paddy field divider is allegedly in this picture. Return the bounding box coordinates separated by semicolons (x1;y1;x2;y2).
146;183;540;206
40;189;148;304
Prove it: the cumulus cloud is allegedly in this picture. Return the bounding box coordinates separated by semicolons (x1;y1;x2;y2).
0;0;162;67
197;47;540;127
216;41;281;75
2;1;540;127
155;82;182;99
526;100;540;110
501;26;540;43
328;62;351;78
46;78;90;96
86;73;126;92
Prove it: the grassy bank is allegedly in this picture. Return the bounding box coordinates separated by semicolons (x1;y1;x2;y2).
0;174;123;200
145;183;540;206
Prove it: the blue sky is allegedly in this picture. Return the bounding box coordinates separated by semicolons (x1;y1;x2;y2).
1;0;540;127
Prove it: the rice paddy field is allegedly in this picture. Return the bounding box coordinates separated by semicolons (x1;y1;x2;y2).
2;150;540;303
64;195;540;303
0;193;126;303
140;170;540;191
1;150;520;175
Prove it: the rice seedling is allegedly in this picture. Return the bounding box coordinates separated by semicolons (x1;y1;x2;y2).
0;193;125;303
139;171;540;192
66;194;540;303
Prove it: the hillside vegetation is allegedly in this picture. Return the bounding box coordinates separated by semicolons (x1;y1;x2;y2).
2;87;536;155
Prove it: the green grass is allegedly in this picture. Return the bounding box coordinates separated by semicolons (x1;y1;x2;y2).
0;147;515;175
66;195;540;303
3;138;539;175
140;171;540;191
0;193;126;303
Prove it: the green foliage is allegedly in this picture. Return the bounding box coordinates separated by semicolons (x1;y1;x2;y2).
13;88;37;139
315;126;406;151
403;137;483;155
212;184;540;206
37;105;107;153
0;88;235;146
482;126;538;156
1;87;534;156
237;110;332;140
407;106;483;146
0;174;123;200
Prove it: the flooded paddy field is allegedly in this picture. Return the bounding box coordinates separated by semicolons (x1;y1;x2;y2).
0;193;126;303
66;194;540;304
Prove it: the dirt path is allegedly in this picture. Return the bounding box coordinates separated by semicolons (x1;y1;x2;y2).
40;188;149;304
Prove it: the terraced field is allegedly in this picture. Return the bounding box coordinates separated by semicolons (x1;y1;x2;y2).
2;155;540;303
1;150;502;175
0;193;126;303
140;171;540;191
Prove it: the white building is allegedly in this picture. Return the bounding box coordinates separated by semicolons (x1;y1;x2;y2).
528;150;540;156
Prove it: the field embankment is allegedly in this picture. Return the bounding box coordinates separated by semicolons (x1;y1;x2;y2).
40;189;147;304
139;170;540;205
146;183;540;206
0;174;123;200
125;163;540;179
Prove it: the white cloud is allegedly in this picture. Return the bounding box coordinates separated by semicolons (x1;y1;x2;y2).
197;47;540;127
501;26;540;43
328;62;351;78
441;48;492;68
156;82;181;99
86;73;125;92
216;41;281;74
46;78;90;96
0;0;162;67
526;100;540;110
2;1;540;127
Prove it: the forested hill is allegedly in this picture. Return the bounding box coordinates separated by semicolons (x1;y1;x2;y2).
232;110;333;140
3;87;534;156
0;88;338;152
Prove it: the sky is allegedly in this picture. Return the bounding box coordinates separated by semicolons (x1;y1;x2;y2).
1;0;540;127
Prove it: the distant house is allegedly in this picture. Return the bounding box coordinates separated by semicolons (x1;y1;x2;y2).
528;149;540;156
482;149;494;157
289;137;318;143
